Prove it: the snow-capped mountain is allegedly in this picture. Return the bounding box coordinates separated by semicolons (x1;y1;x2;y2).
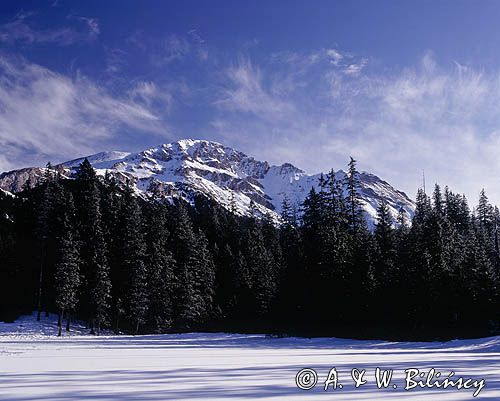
0;139;415;225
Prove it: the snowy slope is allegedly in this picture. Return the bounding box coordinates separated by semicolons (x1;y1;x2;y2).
0;188;14;197
0;139;415;226
0;313;498;400
0;312;113;339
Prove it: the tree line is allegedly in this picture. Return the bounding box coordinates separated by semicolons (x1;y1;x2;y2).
0;158;499;340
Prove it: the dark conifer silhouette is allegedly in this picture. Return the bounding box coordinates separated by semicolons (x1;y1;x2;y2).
1;157;500;340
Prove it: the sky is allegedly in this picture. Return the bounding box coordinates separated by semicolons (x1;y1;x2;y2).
2;0;500;205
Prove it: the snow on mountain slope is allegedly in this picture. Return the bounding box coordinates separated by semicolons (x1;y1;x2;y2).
0;188;14;197
62;151;132;169
0;139;415;226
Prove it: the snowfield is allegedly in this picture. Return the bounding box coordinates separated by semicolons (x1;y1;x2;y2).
1;314;500;400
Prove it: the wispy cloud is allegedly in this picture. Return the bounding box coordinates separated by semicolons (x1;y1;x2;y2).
3;15;500;208
188;29;205;44
0;12;99;46
270;48;367;76
0;56;165;171
130;30;211;67
343;58;368;76
211;51;500;205
242;38;259;50
105;47;127;74
129;81;173;112
68;15;100;39
152;34;190;66
216;58;294;121
325;48;343;66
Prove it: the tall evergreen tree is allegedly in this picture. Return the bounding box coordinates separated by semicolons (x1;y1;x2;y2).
280;195;295;227
75;159;111;334
477;189;494;230
192;230;216;322
243;220;277;318
172;201;216;329
344;157;363;234
433;184;444;217
100;172;124;332
120;184;148;334
54;193;80;336
144;201;176;333
374;200;396;288
342;158;373;322
35;168;65;320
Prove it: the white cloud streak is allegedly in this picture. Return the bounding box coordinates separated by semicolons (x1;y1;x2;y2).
146;31;210;66
213;51;500;206
0;56;165;171
216;58;294;122
151;34;190;66
129;81;173;112
68;15;100;39
0;12;99;45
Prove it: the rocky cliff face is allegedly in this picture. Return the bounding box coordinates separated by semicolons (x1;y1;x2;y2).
0;139;415;225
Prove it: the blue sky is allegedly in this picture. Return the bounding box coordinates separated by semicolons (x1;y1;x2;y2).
2;0;500;204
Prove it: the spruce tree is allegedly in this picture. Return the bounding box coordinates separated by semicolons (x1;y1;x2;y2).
433;184;444;217
172;202;197;329
35;176;53;321
35;169;65;320
172;201;216;329
342;158;373;322
280;195;295;227
121;184;149;334
374;200;396;284
75;159;111;334
192;230;216;322
463;226;498;327
214;242;239;319
243;220;277;318
100;172;124;332
299;187;324;321
54;193;80;336
344;157;363;234
478;189;494;230
277;199;303;329
145;201;176;333
393;207;411;326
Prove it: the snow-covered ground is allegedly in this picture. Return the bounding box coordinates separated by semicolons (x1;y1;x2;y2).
1;313;499;400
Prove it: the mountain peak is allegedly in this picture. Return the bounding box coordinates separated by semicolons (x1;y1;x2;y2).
0;139;415;225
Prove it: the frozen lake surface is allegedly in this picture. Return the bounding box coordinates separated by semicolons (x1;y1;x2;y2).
1;313;499;400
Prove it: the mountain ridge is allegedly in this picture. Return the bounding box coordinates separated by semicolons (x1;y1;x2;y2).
0;139;415;226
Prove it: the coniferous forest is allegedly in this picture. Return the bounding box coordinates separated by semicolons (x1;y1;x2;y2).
1;158;499;340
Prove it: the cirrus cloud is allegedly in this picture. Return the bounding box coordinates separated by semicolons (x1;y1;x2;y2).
0;56;166;171
0;12;99;46
212;51;500;206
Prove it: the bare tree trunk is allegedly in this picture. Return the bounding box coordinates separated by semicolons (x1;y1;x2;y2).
135;321;139;335
90;318;96;335
114;315;120;334
57;309;63;337
66;313;70;332
36;249;44;322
